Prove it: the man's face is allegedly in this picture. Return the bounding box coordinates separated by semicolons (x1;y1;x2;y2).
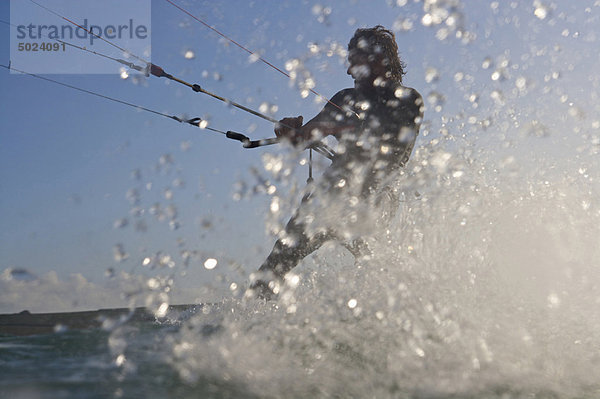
347;51;371;81
347;50;385;85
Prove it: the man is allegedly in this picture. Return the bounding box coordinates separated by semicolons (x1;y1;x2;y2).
249;25;423;299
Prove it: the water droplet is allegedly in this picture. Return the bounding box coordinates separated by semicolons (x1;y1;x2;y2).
312;4;332;24
113;218;128;229
285;58;298;72
172;178;185;189
393;17;414;32
534;1;550;20
515;76;528;92
430;151;452;172
159;154;173;166
204;258;217;270
490;90;505;105
155;302;169;318
347;298;358;309
113;244;128;262
286;274;300;288
286;304;297;314
425;67;440;83
259;102;278;115
147;278;160;289
491;69;505;81
180;141;191;152
125;188;140;205
435;27;449;41
54;324;67;333
481;57;493;69
422;13;433;27
427;91;445;112
159;254;175;268
115;354;126;367
248;52;260;63
270;197;280;213
582;200;591;211
547;293;560;308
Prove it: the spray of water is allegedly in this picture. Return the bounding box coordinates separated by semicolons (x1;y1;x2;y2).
165;139;599;397
156;1;600;397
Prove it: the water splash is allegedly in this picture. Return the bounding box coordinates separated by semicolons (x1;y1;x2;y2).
168;146;600;397
155;2;600;396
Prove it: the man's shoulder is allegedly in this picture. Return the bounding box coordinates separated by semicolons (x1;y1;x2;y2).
390;84;423;114
392;84;421;101
331;88;357;102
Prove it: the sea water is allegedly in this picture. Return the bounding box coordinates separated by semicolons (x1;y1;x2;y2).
3;1;600;398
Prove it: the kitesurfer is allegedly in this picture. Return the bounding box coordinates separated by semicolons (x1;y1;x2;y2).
249;25;423;299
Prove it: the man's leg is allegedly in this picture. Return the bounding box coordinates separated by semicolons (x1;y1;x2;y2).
250;212;334;299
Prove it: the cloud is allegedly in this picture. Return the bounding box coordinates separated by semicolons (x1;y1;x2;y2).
0;268;130;314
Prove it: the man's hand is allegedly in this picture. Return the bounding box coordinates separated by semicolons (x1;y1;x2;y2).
274;116;304;145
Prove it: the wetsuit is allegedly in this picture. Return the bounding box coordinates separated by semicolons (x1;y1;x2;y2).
254;82;423;292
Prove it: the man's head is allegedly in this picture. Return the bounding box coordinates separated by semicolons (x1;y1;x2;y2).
347;25;405;85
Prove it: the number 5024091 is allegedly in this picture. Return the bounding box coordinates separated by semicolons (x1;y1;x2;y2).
18;42;66;52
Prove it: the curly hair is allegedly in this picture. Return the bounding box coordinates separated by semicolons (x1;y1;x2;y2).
347;25;406;83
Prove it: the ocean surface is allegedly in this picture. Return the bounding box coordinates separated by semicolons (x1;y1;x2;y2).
0;318;253;399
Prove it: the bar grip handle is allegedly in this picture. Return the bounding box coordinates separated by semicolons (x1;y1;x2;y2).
226;131;281;148
226;131;250;143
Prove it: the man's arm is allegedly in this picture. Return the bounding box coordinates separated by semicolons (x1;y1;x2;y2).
275;89;358;146
297;112;355;143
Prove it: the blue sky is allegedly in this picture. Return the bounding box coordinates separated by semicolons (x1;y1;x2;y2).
1;0;599;309
0;1;433;284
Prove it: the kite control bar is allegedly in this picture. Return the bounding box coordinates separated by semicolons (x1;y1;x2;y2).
226;130;336;160
226;131;280;148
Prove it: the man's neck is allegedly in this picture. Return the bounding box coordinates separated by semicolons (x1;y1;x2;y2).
355;78;393;95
